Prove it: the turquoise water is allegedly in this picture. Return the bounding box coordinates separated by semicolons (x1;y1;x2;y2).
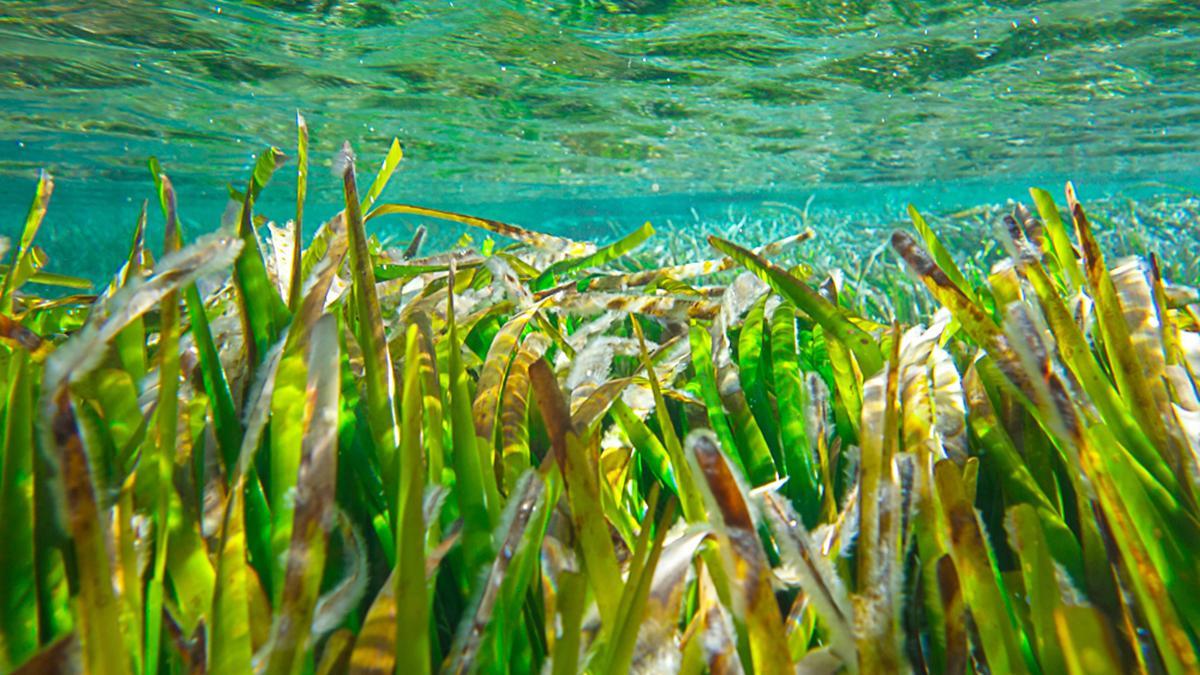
1;0;1198;279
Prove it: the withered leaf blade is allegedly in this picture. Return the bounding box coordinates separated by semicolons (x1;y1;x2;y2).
685;429;794;675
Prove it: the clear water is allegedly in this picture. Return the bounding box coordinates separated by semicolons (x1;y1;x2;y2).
1;0;1198;279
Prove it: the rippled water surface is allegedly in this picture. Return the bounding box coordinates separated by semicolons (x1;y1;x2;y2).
0;0;1198;275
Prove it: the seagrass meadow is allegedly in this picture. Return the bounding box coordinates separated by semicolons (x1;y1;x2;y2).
3;126;1200;675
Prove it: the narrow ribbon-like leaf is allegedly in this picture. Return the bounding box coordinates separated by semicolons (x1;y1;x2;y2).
394;321;430;675
686;429;794;675
532;221;654;290
289;112;308;311
262;314;341;675
711;235;883;376
0;170;53;312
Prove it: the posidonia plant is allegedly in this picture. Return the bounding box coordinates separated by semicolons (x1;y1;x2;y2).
1;119;1199;674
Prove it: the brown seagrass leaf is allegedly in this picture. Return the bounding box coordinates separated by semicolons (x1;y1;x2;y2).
366;202;592;256
760;492;855;665
686;429;794;675
11;634;80;675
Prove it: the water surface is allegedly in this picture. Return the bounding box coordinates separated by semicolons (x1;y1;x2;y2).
0;0;1197;277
